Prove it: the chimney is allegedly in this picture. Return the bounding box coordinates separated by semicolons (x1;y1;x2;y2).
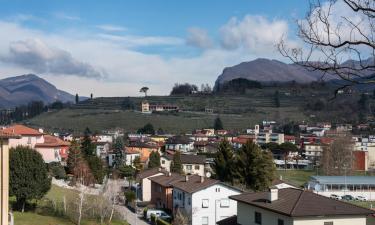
38;128;44;133
185;175;189;182
200;176;205;183
268;187;278;202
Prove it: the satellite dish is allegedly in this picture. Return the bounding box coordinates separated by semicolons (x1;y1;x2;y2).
205;172;211;178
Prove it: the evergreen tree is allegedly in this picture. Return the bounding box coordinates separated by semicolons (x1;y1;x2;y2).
119;165;136;187
212;139;235;184
170;151;183;174
9;146;51;212
236;141;275;191
148;151;161;168
279;142;298;170
86;156;105;184
75;94;79;104
67;140;82;174
113;137;125;167
81;127;95;157
133;156;143;172
137;123;155;135
90;93;93;99
213;117;224;130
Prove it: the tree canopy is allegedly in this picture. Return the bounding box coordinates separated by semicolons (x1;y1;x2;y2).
212;139;235;184
214;117;224;130
9;146;51;212
148;151;161;169
170;151;183;174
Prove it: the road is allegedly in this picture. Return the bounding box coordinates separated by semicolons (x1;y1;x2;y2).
115;205;149;225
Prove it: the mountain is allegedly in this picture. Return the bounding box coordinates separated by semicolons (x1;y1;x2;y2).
214;58;334;90
0;74;74;108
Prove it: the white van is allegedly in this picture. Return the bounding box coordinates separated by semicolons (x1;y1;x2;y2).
146;209;171;221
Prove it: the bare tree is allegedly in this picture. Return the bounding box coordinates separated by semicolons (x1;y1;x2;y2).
278;0;375;94
321;134;354;175
172;209;189;225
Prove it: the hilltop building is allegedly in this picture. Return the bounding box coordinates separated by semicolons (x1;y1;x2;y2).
141;101;179;113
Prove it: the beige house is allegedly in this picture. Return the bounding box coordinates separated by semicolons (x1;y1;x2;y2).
217;188;373;225
160;154;206;176
137;168;165;202
0;131;20;225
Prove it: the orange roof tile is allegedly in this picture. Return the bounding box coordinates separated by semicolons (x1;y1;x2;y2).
35;135;70;148
3;124;42;136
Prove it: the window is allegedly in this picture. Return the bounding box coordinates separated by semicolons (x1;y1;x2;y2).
215;188;221;192
201;217;208;225
324;222;333;225
255;212;262;224
188;197;191;205
27;137;32;144
162;160;165;164
278;219;284;225
202;199;209;208
220;199;229;208
195;165;200;170
186;165;192;170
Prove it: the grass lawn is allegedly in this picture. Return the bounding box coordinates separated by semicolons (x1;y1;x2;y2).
14;212;128;225
348;201;375;210
13;185;129;225
277;170;316;187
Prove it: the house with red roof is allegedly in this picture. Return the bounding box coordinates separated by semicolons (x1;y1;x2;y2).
3;124;44;149
35;135;70;164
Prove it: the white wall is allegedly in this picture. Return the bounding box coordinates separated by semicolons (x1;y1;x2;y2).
141;173;163;202
294;216;367;225
174;183;241;225
8;135;44;149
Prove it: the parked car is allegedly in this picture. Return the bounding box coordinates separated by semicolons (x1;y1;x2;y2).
356;196;367;201
330;194;340;200
146;209;171;221
341;195;354;201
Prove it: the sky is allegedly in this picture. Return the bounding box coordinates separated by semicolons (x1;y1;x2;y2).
0;0;313;97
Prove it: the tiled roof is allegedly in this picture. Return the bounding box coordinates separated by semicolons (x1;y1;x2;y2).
172;174;219;193
216;215;238;225
137;168;165;180
35;135;70;148
230;188;373;217
3;124;42;136
0;130;21;139
166;136;192;144
149;173;184;187
162;154;206;164
125;148;140;154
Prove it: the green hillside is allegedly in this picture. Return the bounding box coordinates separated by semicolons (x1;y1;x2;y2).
27;86;365;134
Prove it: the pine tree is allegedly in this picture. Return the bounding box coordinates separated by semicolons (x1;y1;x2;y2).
67;140;82;174
214;117;224;130
212;139;235;184
133;156;143;172
236;141;275;191
170;151;183;174
113;137;125;167
81;127;95;157
9;146;51;212
75;94;79;104
87;156;105;184
148;151;161;168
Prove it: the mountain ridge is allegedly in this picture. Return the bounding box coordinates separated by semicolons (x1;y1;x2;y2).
0;74;74;108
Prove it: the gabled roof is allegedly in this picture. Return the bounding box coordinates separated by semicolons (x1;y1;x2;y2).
0;130;21;139
3;124;42;136
166;136;192;145
35;135;70;148
149;173;184;187
125;148;140;154
137;168;165;180
230;188;373;217
216;215;238;225
162;154;206;164
172;174;219;193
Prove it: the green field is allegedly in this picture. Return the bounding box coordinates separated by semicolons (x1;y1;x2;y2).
277;170;316;187
13;185;128;225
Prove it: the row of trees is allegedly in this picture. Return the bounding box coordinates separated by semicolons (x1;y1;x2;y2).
213;140;276;191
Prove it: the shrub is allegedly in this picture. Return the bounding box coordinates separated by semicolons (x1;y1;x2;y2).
156;218;172;225
150;214;156;225
48;162;67;179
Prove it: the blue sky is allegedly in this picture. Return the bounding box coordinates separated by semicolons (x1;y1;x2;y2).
0;0;313;96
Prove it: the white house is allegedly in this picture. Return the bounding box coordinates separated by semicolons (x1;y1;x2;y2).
124;148;141;166
172;175;241;225
165;136;194;152
220;188;373;225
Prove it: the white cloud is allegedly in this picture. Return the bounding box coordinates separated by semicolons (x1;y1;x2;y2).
97;33;184;48
219;15;289;54
1;39;105;78
186;27;213;49
54;12;81;21
96;24;127;32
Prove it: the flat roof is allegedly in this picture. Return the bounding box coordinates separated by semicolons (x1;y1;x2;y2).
311;176;375;185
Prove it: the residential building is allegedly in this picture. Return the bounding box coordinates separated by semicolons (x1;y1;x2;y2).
149;173;184;211
3;124;44;148
0;131;20;225
124;148;141;166
252;125;284;145
95;141;111;160
165;136;194;152
137;168;165;202
224;188;373;225
35;135;70;164
308;176;375;200
160;154;206;176
173;175;241;225
141;100;179;113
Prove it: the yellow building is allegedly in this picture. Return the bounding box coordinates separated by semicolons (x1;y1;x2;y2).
0;131;19;225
